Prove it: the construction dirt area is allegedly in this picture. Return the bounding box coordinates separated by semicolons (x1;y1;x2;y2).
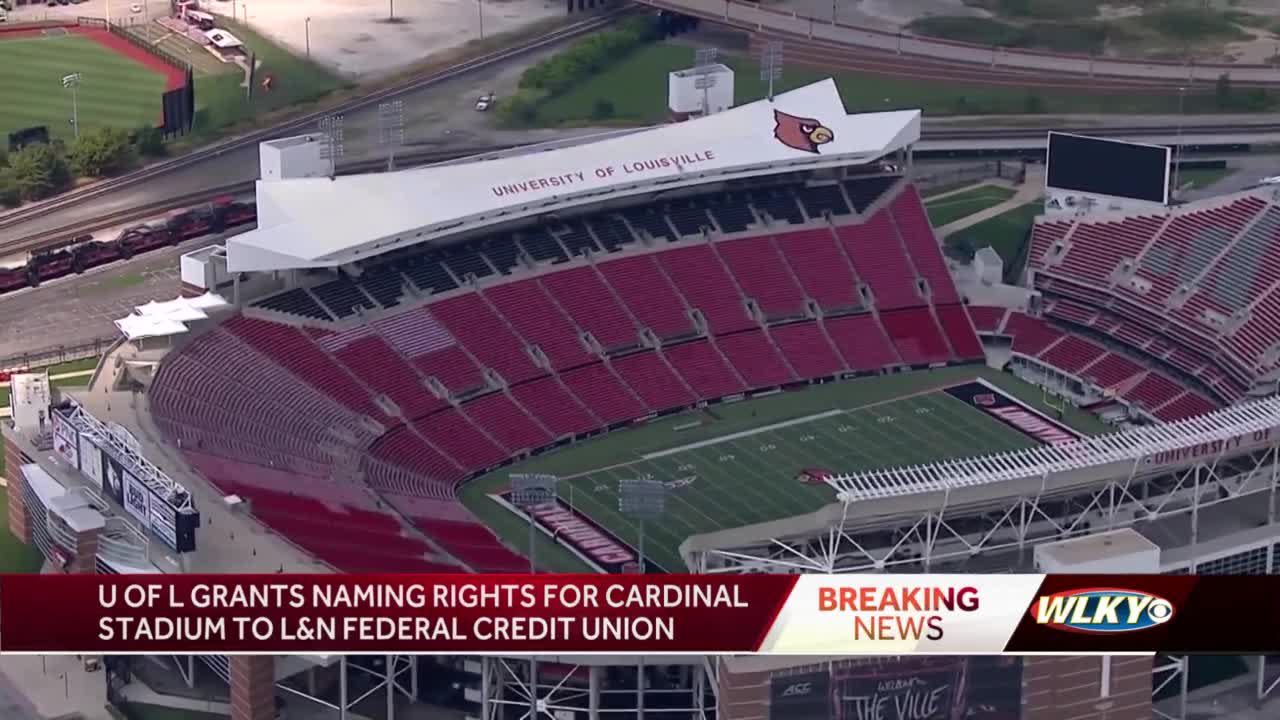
203;0;566;79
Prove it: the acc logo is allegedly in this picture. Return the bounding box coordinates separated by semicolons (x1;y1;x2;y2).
972;393;997;407
780;682;813;697
1032;589;1174;633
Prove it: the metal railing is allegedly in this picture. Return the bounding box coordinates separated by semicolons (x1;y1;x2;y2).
0;338;113;374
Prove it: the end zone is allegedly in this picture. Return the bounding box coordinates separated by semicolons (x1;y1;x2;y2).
945;378;1082;446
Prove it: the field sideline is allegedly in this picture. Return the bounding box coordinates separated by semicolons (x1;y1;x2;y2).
460;366;1107;573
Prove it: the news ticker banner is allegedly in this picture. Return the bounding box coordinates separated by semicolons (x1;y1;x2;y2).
0;574;1275;655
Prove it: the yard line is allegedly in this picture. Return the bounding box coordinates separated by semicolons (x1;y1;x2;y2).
641;409;847;460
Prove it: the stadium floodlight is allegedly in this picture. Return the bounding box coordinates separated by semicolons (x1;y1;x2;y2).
318;114;345;178
1173;86;1187;197
510;473;557;574
693;47;719;117
378;100;405;172
511;473;556;720
618;478;667;574
760;41;783;102
62;73;82;140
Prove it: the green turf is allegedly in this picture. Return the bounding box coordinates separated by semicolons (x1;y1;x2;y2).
925;185;1017;228
1;356;99;410
945;201;1044;283
461;366;1106;573
1175;166;1233;191
44;356;102;375
0;487;46;573
522;42;1270;128
0;34;169;141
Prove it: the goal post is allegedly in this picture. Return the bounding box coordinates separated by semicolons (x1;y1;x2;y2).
1042;386;1066;416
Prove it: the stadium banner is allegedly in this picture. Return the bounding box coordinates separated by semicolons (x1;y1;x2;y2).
0;574;1278;655
122;472;151;531
834;665;959;720
52;411;81;471
103;456;126;507
770;670;832;720
78;433;104;490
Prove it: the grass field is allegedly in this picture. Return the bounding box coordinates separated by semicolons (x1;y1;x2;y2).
461;367;1106;573
1176;166;1235;191
0;356;100;412
945;201;1043;282
0;32;169;141
189;18;347;133
925;185;1017;228
522;42;1263;128
0;489;46;574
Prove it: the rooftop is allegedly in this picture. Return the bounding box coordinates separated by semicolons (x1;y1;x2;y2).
226;79;920;273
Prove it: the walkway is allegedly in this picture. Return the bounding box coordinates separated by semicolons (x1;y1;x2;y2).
935;170;1044;239
643;0;1280;84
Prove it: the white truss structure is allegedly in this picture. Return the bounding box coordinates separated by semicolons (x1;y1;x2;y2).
681;398;1280;716
475;656;711;720
825;397;1280;502
687;397;1280;575
62;402;197;512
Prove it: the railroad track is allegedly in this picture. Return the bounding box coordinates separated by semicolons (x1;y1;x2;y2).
6;144;527;257
0;8;628;235
13;121;1280;257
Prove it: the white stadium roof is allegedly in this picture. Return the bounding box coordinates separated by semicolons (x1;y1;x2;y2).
226;79;921;273
114;293;230;341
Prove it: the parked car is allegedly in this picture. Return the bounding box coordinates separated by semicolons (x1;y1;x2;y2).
474;93;496;111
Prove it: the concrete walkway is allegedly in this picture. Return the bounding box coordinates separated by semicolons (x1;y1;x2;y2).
120;682;231;715
935;171;1044;239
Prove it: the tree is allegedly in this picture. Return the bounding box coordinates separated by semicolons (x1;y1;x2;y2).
8;144;71;201
133;126;166;158
69;127;136;177
1215;73;1233;109
0;168;19;208
498;92;540;126
592;99;615;121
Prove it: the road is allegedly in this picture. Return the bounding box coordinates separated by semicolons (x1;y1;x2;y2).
3;40;613;243
643;0;1280;84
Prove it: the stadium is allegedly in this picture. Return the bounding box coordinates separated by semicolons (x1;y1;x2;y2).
3;75;1280;720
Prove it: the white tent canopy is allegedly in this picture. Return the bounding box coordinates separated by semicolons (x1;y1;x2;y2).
114;292;230;341
227;79;922;273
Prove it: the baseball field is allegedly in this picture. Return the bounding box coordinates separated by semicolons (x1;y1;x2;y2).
0;25;182;141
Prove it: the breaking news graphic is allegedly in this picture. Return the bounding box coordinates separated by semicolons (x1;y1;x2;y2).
1;574;1278;655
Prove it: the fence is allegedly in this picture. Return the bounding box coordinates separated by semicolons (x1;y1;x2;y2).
83;16;193;73
915;161;1025;192
0;337;114;374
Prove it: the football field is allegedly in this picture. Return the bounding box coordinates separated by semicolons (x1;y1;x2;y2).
0;31;170;140
461;366;1107;574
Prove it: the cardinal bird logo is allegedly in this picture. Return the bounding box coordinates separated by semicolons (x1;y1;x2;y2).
773;110;834;154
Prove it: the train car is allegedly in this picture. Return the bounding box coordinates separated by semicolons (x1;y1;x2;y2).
0;194;259;298
214;196;257;228
166;205;218;240
117;224;172;259
27;247;77;286
0;265;28;294
73;236;125;273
